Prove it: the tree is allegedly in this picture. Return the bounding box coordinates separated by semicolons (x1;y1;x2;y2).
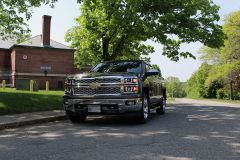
221;11;240;62
66;0;225;67
166;76;185;98
198;11;240;100
186;63;212;98
151;64;162;77
0;0;57;41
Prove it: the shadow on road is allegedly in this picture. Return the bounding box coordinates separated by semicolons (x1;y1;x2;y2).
0;102;240;160
81;113;160;126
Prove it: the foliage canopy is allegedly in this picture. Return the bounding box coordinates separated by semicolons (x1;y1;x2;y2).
185;63;213;98
151;64;162;77
66;0;225;67
166;76;185;98
189;11;240;99
0;0;57;41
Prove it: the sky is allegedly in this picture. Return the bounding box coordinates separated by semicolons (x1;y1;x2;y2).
27;0;240;82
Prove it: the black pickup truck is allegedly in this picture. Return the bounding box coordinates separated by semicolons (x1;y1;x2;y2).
63;60;166;123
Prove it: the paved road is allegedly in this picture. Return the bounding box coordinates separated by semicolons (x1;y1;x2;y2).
0;99;240;160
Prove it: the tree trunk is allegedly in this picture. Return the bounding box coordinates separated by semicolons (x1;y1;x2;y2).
230;80;233;100
111;35;128;60
102;37;110;61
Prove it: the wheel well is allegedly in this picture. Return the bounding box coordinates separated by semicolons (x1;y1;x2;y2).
143;87;149;96
163;88;167;100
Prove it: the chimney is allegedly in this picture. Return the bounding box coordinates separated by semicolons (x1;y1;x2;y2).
42;15;51;46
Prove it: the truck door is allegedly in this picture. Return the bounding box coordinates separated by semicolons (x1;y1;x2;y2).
145;64;159;105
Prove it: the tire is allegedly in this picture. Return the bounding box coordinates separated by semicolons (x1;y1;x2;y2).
68;114;87;123
138;93;150;123
156;98;166;115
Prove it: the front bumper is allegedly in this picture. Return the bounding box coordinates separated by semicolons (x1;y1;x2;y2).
63;98;142;115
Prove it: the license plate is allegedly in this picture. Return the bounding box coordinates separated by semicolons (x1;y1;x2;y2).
88;105;101;113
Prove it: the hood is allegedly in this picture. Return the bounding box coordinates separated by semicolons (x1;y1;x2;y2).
68;72;139;79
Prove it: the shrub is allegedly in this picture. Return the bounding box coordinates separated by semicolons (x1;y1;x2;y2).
216;89;228;99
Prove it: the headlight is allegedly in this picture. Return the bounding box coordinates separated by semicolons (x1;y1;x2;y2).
124;86;139;93
122;77;139;93
124;78;138;84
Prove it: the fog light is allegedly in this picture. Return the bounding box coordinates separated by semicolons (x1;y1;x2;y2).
126;100;136;105
64;99;69;105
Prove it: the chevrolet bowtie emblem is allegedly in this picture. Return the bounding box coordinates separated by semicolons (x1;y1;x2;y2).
89;83;100;89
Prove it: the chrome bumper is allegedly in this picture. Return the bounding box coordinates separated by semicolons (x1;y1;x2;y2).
63;98;142;114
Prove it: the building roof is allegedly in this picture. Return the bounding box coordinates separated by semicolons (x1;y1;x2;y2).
0;38;16;49
16;35;73;50
0;35;74;50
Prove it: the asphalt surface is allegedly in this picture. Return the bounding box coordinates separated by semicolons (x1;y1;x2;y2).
0;99;239;160
0;110;66;130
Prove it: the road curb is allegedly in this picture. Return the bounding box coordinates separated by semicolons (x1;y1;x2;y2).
0;115;67;130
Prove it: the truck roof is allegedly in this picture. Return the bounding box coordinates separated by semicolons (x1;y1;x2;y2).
103;60;143;62
102;60;145;63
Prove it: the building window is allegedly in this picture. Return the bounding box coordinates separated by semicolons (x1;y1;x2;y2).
58;81;63;89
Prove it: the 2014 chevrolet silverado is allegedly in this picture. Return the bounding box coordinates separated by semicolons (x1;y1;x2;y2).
63;60;166;123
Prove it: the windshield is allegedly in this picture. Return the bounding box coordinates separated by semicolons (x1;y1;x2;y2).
91;61;142;73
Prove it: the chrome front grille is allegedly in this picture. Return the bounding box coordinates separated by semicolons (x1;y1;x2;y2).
73;87;96;95
72;77;122;96
74;78;121;84
73;87;121;95
97;87;121;95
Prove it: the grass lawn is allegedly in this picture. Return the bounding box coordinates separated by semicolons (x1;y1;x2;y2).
0;88;64;115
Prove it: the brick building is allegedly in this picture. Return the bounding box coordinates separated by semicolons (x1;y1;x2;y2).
0;15;75;89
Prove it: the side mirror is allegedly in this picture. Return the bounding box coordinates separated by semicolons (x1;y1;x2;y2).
145;69;159;76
